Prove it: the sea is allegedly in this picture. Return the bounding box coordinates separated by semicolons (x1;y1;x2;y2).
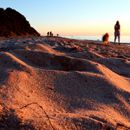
64;35;130;45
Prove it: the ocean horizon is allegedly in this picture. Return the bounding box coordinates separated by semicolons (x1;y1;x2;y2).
64;35;130;44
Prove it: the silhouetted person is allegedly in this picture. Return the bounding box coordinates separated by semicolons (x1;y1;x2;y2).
47;32;49;37
49;32;51;37
114;21;120;44
51;32;53;37
102;33;109;45
49;31;53;37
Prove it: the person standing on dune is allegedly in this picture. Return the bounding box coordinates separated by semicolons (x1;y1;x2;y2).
114;21;120;44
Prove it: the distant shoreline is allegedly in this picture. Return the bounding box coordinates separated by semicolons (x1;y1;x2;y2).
63;35;130;44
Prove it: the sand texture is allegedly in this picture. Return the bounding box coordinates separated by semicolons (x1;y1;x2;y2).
0;36;129;130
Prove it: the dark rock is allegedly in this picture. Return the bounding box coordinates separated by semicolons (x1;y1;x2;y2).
0;7;40;37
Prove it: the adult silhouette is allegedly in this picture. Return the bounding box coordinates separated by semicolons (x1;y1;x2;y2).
114;21;120;44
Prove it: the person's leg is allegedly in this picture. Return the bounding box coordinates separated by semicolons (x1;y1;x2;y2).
118;35;120;44
114;35;117;43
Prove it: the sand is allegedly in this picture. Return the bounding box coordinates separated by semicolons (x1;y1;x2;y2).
0;36;129;130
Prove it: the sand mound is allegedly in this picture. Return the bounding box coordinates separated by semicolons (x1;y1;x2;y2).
0;37;130;130
12;49;101;73
0;52;29;70
24;43;61;55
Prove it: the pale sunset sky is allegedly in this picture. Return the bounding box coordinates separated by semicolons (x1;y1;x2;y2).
1;0;130;36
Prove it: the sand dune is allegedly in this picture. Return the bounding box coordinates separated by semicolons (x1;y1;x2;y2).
0;37;129;130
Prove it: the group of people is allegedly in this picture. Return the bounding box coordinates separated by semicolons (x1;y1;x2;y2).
47;31;59;37
102;21;120;45
47;31;53;37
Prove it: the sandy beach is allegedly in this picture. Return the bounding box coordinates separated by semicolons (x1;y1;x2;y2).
0;36;129;129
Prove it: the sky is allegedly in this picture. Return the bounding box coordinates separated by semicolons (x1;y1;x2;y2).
1;0;130;36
